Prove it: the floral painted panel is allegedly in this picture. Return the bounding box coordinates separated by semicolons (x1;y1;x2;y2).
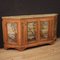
7;23;17;43
40;21;48;39
27;22;36;42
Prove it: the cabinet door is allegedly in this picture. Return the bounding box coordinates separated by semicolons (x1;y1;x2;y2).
21;18;38;46
38;17;51;41
2;19;21;48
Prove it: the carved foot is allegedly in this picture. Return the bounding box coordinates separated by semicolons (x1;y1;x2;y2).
17;47;25;51
4;46;8;50
49;41;55;45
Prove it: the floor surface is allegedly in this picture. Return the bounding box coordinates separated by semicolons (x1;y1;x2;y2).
0;38;60;60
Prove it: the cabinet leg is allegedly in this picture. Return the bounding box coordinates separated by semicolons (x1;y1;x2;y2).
4;46;8;50
4;47;8;50
49;41;55;45
17;47;25;51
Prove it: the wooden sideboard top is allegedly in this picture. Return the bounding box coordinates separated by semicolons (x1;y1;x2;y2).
2;13;58;19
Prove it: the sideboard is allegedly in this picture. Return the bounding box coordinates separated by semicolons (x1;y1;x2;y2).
2;13;58;51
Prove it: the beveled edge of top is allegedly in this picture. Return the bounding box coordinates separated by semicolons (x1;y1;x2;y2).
2;13;58;19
